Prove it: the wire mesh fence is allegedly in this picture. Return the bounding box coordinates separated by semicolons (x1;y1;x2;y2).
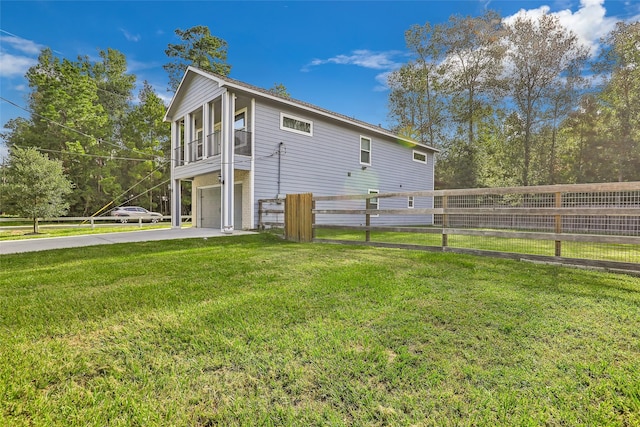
295;182;640;272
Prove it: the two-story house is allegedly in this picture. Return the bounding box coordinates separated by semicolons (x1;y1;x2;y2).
164;67;437;231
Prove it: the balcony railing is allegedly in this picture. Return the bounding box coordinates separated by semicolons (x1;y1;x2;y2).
207;131;221;157
175;129;252;166
235;130;252;156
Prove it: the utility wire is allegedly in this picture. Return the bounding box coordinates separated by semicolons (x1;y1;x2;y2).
89;161;169;218
1;96;159;159
20;146;162;162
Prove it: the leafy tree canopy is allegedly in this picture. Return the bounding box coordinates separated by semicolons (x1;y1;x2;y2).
2;147;73;233
164;25;231;92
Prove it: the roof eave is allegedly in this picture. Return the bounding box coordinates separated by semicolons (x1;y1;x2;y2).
164;68;439;153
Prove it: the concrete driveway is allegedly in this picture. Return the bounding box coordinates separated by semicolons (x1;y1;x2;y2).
0;228;256;255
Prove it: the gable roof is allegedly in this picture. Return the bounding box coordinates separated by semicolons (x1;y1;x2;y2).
164;66;438;152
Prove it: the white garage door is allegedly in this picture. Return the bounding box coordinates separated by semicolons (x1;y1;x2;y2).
199;184;243;229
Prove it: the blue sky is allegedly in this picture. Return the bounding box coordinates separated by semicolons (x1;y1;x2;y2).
1;0;639;159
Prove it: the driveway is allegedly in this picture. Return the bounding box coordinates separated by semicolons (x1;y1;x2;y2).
0;228;256;255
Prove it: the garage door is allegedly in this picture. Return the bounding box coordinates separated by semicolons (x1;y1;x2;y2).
198;184;243;229
199;186;220;228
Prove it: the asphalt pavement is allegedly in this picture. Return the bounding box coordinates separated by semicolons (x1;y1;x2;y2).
0;227;256;255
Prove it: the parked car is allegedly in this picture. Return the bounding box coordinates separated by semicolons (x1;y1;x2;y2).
110;206;163;223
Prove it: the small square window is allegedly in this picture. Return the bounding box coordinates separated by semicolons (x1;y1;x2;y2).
413;150;427;164
281;113;313;136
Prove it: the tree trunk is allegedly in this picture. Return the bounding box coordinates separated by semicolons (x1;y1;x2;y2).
33;217;39;234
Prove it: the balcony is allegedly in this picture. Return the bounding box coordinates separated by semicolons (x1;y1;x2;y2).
234;130;251;156
174;130;252;166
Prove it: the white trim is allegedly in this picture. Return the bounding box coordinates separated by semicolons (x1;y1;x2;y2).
280;112;313;136
250;97;256;228
412;150;427;164
360;136;372;166
408;196;415;209
368;189;379;217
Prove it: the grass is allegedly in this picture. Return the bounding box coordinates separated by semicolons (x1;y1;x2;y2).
1;233;639;426
315;228;640;264
0;224;172;241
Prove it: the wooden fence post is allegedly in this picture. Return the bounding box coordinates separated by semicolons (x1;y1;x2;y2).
442;195;448;248
555;191;562;257
365;198;371;242
285;193;313;242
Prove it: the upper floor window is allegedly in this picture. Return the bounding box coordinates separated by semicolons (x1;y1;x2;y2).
360;136;371;165
413;150;427;164
281;113;313;136
408;196;415;208
235;110;246;130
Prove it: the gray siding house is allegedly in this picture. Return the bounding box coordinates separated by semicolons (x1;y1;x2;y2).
164;67;437;231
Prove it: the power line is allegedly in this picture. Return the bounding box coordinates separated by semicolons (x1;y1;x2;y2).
20;146;163;163
1;96;160;160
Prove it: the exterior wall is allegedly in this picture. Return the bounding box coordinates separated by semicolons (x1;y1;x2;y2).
170;74;224;122
252;100;434;227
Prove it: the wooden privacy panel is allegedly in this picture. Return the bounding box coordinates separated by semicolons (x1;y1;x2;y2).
285;193;313;242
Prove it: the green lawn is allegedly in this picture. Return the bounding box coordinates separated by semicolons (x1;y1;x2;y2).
0;224;172;241
1;234;639;426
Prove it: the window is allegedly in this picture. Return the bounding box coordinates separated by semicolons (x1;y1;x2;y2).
408;196;415;208
413;150;427;164
280;113;313;136
196;129;203;159
235;110;246;130
234;110;249;149
360;137;371;165
368;189;379;217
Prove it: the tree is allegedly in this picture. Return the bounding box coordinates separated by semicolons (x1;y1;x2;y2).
268;83;290;99
437;11;506;156
560;94;607;183
388;22;447;148
164;25;231;92
593;21;640;182
504;13;588;186
420;11;507;189
20;48;111;215
3;147;72;233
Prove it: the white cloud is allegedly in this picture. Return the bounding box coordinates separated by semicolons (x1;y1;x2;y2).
303;50;404;92
304;49;404;72
0;52;37;77
0;32;44;55
120;28;141;42
503;0;617;56
373;71;393;92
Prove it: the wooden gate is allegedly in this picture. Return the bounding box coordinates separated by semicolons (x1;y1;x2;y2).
285;193;313;242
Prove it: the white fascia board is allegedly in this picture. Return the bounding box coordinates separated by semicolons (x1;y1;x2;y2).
221;79;439;153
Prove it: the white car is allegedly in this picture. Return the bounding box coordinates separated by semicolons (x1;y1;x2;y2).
110;206;163;223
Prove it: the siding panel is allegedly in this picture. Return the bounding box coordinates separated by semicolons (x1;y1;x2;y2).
171;75;224;121
252;100;434;227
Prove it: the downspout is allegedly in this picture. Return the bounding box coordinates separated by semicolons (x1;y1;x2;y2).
277;142;283;198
